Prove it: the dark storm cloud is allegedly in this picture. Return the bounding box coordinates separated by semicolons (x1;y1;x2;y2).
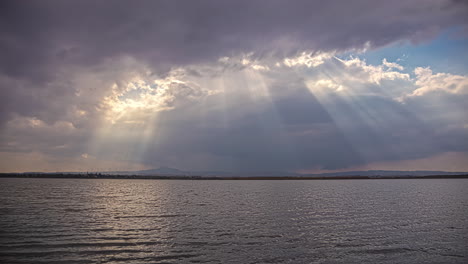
1;0;467;82
2;0;467;126
1;0;467;124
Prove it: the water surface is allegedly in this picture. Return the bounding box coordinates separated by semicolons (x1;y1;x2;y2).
1;178;467;263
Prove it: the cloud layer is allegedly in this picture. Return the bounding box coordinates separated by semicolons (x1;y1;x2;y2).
2;0;467;81
1;52;467;172
1;1;468;172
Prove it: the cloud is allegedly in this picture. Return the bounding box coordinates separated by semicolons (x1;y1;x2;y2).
1;51;467;172
284;52;334;68
101;73;209;124
382;58;405;71
1;0;467;83
410;67;468;96
0;151;150;173
339;57;410;84
345;151;468;172
1;1;468;172
1;0;467;127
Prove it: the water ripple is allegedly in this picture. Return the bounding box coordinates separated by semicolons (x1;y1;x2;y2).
1;178;467;263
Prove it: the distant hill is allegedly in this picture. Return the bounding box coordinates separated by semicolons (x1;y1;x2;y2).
307;170;468;177
98;168;467;177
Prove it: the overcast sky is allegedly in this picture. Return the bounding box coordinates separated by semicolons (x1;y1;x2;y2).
1;0;468;173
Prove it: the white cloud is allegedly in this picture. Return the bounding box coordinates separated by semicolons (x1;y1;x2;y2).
314;79;345;92
284;52;334;68
382;58;404;71
339;57;410;85
410;67;468;96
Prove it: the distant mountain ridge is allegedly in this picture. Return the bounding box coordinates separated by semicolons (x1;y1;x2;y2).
96;167;467;177
16;167;468;177
306;170;468;177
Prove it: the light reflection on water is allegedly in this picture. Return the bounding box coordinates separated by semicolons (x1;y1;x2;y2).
0;178;467;263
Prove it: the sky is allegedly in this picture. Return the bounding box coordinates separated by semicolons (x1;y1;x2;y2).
0;0;468;173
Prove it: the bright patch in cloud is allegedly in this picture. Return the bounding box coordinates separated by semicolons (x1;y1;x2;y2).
411;67;468;96
284;52;334;68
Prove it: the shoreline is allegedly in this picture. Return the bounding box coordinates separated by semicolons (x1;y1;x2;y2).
1;173;468;180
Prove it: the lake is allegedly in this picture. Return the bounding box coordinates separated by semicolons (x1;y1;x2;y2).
0;178;467;263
